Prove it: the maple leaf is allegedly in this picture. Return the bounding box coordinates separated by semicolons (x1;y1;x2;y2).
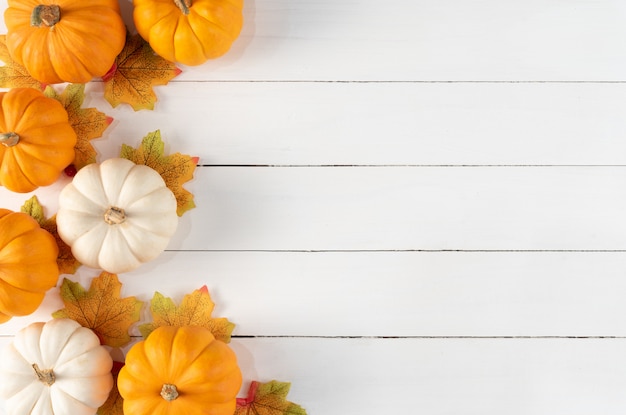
52;272;143;348
97;361;124;415
0;35;44;90
236;381;307;415
120;130;197;216
44;84;113;170
103;33;182;111
139;286;234;343
21;196;81;275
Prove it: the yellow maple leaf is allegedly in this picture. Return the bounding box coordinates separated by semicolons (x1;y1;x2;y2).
21;196;80;275
52;272;143;348
120;130;197;216
235;381;307;415
0;35;43;89
44;84;113;170
103;33;181;111
139;286;235;343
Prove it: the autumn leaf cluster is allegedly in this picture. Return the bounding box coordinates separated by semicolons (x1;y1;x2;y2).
48;272;306;415
0;33;180;111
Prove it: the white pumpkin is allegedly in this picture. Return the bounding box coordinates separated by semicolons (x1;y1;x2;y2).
0;318;113;415
56;158;178;274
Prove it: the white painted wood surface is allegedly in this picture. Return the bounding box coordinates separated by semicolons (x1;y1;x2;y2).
2;0;626;414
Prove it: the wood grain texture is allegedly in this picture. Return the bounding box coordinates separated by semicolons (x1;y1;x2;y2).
3;166;625;251
2;336;626;414
0;0;625;414
2;251;626;337
172;0;626;81
81;82;626;166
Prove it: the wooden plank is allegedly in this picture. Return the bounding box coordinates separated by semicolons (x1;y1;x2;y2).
1;0;624;81
1;250;626;337
2;166;625;251
1;336;626;414
171;0;626;81
82;82;626;166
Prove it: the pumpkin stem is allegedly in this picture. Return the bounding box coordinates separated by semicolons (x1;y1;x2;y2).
0;132;19;147
31;4;61;28
32;363;56;386
174;0;191;15
104;206;126;225
161;384;179;401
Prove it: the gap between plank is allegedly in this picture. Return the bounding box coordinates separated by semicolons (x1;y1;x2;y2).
230;335;626;340
198;164;626;168
165;249;626;253
167;80;626;84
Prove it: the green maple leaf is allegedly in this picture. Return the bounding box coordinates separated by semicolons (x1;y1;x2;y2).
139;286;234;342
235;381;307;415
21;196;81;275
120;130;197;216
44;84;112;170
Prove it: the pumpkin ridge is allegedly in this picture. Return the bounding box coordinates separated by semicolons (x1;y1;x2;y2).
14;99;71;132
0;261;58;291
189;8;235;37
47;29;95;82
51;19;123;73
123;186;176;211
11;142;73;168
0;212;39;242
3;88;41;131
10;144;62;187
49;384;95;412
178;17;209;58
0;279;43;316
0;149;35;189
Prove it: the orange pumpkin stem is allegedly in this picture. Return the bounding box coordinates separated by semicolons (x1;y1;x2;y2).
0;132;19;147
161;384;179;401
31;4;61;27
104;206;126;225
32;363;56;386
174;0;191;15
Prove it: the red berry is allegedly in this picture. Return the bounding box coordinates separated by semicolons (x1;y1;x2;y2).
64;164;77;177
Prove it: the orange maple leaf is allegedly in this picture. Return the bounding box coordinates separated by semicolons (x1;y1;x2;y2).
52;272;143;348
139;286;235;343
120;130;197;216
236;381;307;415
44;84;113;170
97;361;124;415
20;196;80;275
103;33;182;111
0;35;44;89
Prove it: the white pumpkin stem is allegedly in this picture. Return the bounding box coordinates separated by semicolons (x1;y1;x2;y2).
174;0;191;15
104;206;126;225
32;363;56;386
31;4;61;27
160;384;179;401
0;132;19;147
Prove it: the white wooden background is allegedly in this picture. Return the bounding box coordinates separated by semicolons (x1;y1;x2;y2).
2;0;626;413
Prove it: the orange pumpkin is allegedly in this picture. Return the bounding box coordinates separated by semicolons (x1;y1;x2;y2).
133;0;244;66
0;88;76;193
4;0;126;84
0;208;59;323
118;325;242;415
